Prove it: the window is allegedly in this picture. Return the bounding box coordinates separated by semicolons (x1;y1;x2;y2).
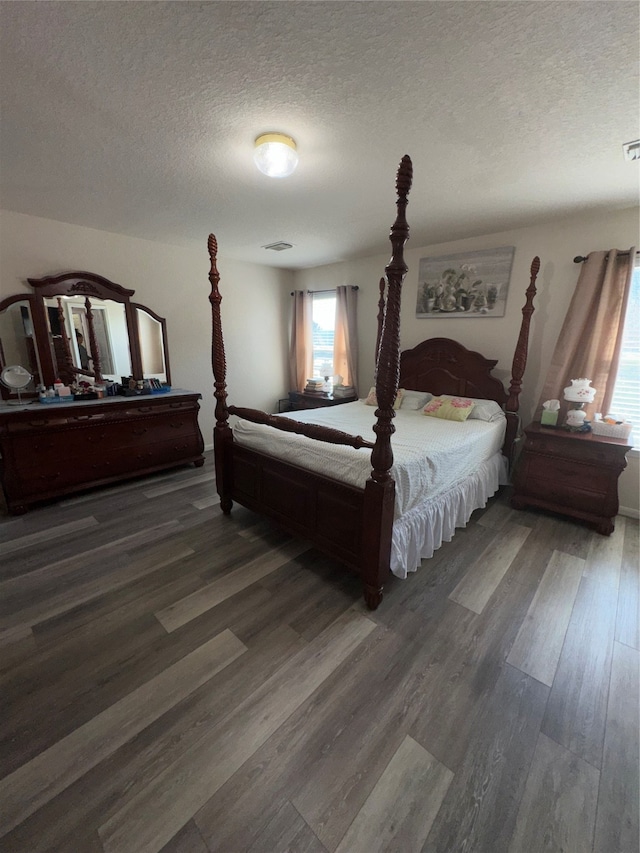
311;293;336;379
609;263;640;447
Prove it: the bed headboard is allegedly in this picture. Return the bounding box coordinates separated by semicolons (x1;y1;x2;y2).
399;337;508;405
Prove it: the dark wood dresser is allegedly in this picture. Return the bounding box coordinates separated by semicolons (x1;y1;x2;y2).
0;390;205;514
511;421;631;534
289;391;358;411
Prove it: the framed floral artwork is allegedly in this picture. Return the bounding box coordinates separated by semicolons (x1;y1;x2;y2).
415;246;515;318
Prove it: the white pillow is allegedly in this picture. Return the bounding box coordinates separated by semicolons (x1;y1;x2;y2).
441;394;504;422
399;390;433;410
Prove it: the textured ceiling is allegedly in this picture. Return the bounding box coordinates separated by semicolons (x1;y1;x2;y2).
1;1;638;270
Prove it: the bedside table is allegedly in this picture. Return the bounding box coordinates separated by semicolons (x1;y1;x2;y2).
511;422;632;535
289;391;358;411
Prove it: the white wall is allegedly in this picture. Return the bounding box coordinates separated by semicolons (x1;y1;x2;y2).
293;205;639;515
0;210;293;445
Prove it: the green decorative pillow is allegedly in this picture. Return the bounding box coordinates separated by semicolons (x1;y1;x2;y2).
423;396;475;422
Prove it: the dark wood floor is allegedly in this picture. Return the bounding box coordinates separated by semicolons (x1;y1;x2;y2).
0;454;638;853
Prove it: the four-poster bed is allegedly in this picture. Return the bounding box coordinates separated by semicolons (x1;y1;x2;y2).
209;156;539;609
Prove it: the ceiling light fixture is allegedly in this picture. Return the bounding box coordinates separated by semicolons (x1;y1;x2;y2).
254;132;298;178
263;241;293;251
623;139;640;161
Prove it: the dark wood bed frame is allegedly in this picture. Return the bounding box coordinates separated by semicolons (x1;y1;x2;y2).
209;155;539;609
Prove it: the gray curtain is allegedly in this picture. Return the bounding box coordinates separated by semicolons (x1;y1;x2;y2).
537;248;635;419
289;290;311;392
334;285;358;394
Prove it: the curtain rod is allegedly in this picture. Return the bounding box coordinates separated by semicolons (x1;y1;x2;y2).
290;286;359;295
573;249;639;263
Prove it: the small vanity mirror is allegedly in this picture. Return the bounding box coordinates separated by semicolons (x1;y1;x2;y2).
136;305;169;384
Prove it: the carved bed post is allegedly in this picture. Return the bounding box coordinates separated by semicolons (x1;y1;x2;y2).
84;297;103;382
504;256;540;463
362;155;413;609
208;234;234;513
375;277;386;375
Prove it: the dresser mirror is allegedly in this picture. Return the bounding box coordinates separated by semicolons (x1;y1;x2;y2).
135;305;169;384
0;270;171;396
42;294;133;383
0;296;43;400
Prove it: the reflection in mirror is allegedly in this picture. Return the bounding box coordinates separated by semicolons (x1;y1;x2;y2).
43;296;132;382
137;307;168;383
0;299;42;399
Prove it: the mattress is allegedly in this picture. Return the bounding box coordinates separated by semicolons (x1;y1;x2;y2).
232;400;506;519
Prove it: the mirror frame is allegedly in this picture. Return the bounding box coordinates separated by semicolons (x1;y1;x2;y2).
0;271;170;392
0;293;47;400
133;303;172;386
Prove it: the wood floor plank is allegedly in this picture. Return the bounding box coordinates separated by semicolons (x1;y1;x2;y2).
142;470;214;498
247;800;327;853
0;515;99;557
407;563;541;774
449;522;531;613
98;610;376;853
593;641;639;853
0;518;185;605
334;734;453;853
0;614;171;773
158;819;209;853
476;499;524;531
541;534;623;767
0;537;193;638
0;628;247;835
195;624;409;853
506;549;585;686
423;663;549;853
0;623;305;853
507;733;600;853
155;539;312;631
616;517;639;649
191;495;216;510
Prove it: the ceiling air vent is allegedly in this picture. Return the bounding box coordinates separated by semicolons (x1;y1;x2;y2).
263;241;293;252
623;139;640;161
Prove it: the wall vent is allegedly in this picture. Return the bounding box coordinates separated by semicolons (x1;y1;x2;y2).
623;139;640;161
263;241;293;251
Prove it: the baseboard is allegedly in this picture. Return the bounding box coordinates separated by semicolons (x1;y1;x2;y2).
619;505;640;520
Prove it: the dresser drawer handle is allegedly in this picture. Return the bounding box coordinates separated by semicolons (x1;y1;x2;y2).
132;428;148;435
169;421;184;429
170;403;183;409
73;414;105;421
137;406;152;413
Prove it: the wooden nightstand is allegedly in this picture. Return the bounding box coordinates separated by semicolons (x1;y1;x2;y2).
511;422;631;535
289;391;358;411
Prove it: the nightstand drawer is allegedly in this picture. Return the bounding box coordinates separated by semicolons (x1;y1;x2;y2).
523;476;608;515
525;433;616;465
523;455;607;492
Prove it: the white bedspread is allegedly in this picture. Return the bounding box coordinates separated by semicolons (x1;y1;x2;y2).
233;401;505;518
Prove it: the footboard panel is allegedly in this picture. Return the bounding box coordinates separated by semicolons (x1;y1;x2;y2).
231;445;364;572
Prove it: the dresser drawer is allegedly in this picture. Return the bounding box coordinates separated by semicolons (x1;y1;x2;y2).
524;433;621;465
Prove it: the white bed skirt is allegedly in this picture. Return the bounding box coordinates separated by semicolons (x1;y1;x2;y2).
390;452;509;579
